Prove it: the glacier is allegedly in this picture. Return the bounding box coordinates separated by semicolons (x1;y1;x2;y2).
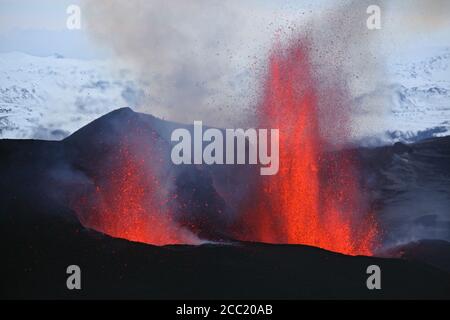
1;49;449;144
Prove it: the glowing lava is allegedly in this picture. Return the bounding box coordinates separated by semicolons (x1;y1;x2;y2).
235;40;378;255
73;38;378;254
76;131;196;245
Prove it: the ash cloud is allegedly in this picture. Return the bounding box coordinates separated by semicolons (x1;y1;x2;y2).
82;0;256;127
307;0;387;147
390;0;450;31
82;0;390;145
81;0;316;127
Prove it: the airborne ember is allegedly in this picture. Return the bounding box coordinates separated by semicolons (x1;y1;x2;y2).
73;37;379;256
233;39;379;256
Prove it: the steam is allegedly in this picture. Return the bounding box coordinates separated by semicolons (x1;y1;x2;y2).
307;0;387;147
83;0;266;126
387;0;450;31
82;0;391;144
81;0;320;127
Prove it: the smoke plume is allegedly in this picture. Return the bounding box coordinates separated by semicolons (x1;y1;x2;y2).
82;0;387;143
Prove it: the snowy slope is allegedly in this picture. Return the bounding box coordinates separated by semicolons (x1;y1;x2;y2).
0;52;144;140
387;48;450;141
372;48;450;144
1;50;449;143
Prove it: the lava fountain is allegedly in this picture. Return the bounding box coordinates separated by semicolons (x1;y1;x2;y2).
234;39;378;255
74;126;199;245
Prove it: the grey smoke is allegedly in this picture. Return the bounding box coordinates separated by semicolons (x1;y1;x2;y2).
387;0;450;31
82;0;264;127
82;0;393;143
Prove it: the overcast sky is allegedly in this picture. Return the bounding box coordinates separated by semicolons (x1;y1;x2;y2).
0;0;102;58
0;0;448;60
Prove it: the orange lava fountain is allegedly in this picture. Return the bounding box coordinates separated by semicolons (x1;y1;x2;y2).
76;131;196;245
236;41;378;255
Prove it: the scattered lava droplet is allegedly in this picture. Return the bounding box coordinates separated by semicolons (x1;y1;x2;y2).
74;131;198;245
234;39;378;255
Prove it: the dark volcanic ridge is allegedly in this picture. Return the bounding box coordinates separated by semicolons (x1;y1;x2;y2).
1;107;450;299
2;202;450;299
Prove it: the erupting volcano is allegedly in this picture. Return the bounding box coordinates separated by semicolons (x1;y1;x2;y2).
73;38;378;255
235;40;379;255
74;128;198;245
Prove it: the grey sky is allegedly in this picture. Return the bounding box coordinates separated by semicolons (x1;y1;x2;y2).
0;0;449;59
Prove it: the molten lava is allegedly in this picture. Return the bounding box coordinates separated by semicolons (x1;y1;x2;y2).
235;41;378;255
74;37;377;254
76;131;195;245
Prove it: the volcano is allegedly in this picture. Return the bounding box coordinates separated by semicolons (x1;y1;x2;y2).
60;38;380;256
1;107;450;299
233;41;378;256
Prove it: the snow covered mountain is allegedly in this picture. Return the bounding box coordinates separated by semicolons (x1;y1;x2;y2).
388;48;450;141
0;50;449;143
355;47;450;145
0;52;145;140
